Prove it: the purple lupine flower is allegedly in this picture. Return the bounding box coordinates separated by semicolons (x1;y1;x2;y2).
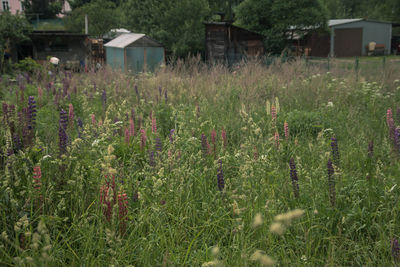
289;158;299;199
59;109;68;154
164;89;167;103
149;150;155;167
330;136;340;167
169;129;175;143
135;85;139;100
201;133;208;157
27;96;37;131
12;134;21;153
392;238;400;265
217;160;225;191
327;158;336;207
46;82;52;93
102;89;107;107
155;136;162;153
368;140;374;158
158;86;162;97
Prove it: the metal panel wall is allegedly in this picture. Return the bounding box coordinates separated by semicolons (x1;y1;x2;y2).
126;47;144;72
145;47;164;71
106;47;125;71
331;21;391;56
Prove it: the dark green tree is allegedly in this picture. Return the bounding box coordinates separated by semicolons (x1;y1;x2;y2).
236;0;328;53
122;0;211;58
0;12;32;72
64;0;122;37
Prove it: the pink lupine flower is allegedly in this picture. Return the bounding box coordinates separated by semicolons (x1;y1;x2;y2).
152;116;157;133
91;114;96;126
221;128;227;149
271;104;277;121
140;129;147;149
118;190;128;236
33;166;43;212
284;121;289;140
274;131;280;150
68;104;74;126
124;127;130;144
129;119;135;137
98;119;103;127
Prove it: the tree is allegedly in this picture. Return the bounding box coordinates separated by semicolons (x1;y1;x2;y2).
0;12;32;72
64;0;122;37
236;0;328;54
23;0;63;20
122;0;211;58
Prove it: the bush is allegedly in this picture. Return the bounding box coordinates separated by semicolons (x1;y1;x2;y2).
14;57;42;73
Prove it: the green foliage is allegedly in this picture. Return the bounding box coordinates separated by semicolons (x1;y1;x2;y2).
122;0;211;57
14;57;43;73
64;0;121;37
236;0;328;53
278;110;324;137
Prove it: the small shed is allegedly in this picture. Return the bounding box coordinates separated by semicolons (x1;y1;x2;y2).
329;19;392;57
104;33;165;72
204;21;264;64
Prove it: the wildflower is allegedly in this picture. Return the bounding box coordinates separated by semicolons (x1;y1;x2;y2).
164;89;168;103
33;166;42;212
27;96;37;131
327;158;336;207
131;108;135;121
129;119;135;137
91;114;96;126
149;150;155;167
169;129;175;143
252;213;263;228
275;97;280;113
124;127;130;144
217;160;224;191
221;128;227;149
250;250;275;266
135;85;139;100
118;190;128;236
201;133;209;157
392;238;400;265
68;103;74;126
140;129;147;149
266;100;271;115
271;104;276;121
289;158;299;198
155;136;162;153
152;116;157;133
284;121;289;140
330;136;340;167
274;131;280;150
158;86;162;97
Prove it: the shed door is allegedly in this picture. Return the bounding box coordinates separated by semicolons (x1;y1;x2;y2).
334;28;362;57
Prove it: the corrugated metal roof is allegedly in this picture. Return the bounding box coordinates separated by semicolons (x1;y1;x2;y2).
329;19;363;27
104;33;146;48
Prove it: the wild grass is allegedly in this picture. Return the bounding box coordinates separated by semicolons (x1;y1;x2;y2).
1;58;400;266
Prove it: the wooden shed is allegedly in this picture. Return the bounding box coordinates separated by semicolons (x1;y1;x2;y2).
104;33;165;72
204;21;264;63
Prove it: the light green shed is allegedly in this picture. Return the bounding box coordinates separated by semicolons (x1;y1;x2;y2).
104;33;165;72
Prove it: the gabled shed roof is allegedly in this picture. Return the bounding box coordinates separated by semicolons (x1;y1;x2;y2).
104;33;146;48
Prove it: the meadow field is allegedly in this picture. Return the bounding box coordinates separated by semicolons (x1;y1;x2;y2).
1;57;400;266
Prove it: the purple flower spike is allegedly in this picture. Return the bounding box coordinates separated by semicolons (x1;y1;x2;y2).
327;158;336;207
392;238;400;265
169;129;175;143
149;150;155;167
155;136;162;153
135;85;139;100
330;136;340;167
289;158;299;199
217;160;225;191
59;109;68;154
158;86;162;97
27;96;37;131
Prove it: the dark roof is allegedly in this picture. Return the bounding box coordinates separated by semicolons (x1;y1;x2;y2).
30;30;88;37
204;21;265;37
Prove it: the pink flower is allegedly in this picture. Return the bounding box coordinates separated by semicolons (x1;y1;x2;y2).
129;119;135;137
274;131;280;150
271;105;277;121
124;127;130;144
152;117;157;133
91;114;96;126
140;129;147;149
284;121;289;140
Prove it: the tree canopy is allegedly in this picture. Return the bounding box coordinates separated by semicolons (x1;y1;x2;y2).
22;0;63;20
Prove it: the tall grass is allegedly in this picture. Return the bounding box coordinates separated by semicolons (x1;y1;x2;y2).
1;58;400;266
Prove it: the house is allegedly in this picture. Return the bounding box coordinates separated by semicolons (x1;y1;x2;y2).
204;20;264;64
104;33;165;72
0;0;71;16
18;30;90;70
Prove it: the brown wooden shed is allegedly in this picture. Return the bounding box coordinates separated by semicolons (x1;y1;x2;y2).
204;21;264;63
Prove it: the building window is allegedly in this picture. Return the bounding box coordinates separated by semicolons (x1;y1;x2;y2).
2;1;9;10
